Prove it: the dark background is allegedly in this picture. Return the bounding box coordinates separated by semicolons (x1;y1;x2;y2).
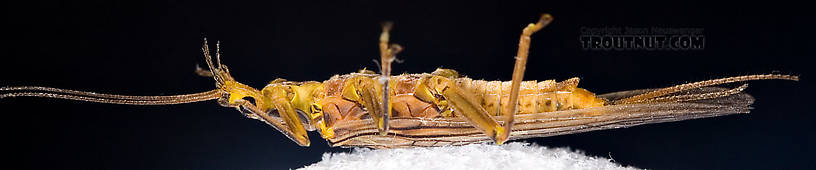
2;0;812;169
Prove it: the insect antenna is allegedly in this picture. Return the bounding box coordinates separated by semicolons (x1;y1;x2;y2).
0;86;220;105
0;39;233;105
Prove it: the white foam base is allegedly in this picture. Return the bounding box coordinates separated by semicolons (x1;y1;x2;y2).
300;142;638;170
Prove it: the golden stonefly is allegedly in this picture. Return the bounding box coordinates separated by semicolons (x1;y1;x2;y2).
0;13;798;148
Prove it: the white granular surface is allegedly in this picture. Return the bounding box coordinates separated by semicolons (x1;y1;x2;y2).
299;142;638;170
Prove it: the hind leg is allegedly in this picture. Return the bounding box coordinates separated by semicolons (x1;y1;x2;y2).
416;14;553;144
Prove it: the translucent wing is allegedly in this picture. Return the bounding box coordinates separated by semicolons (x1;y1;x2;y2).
328;87;755;148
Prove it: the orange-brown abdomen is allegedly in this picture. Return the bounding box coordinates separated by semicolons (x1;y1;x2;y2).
459;77;605;116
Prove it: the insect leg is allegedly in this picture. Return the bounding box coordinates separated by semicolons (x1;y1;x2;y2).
260;85;310;146
202;40;310;146
503;13;554;143
412;14;554;144
371;22;404;135
341;76;389;135
418;76;509;144
230;97;310;146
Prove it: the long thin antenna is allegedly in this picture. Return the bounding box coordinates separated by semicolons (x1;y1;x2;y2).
0;39;228;105
0;86;219;105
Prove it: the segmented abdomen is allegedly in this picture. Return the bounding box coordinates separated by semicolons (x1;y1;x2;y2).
457;77;605;116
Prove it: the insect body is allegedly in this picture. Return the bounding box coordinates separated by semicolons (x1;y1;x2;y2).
0;14;798;148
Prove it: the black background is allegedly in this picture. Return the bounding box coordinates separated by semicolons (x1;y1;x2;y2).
2;0;813;169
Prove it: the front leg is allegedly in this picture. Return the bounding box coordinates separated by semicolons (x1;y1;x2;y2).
202;40;311;146
228;98;310;147
260;84;311;146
